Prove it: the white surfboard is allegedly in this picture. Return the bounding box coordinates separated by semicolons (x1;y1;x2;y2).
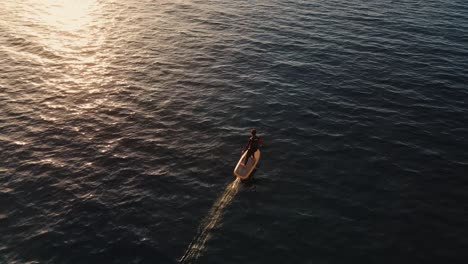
234;150;261;180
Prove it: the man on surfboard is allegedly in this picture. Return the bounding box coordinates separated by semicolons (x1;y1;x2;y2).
242;129;262;166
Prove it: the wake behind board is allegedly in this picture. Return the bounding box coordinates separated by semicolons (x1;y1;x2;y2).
234;150;261;180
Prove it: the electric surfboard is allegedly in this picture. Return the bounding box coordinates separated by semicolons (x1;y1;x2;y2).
234;150;261;180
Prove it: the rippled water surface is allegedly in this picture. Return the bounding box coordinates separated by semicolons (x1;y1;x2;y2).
1;0;468;263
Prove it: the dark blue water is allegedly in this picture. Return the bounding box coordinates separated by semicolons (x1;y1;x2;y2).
1;0;468;263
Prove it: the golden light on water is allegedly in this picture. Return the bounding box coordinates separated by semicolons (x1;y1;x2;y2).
23;0;103;54
14;0;110;102
38;0;96;32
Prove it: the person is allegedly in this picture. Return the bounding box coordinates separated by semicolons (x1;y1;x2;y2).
242;129;262;166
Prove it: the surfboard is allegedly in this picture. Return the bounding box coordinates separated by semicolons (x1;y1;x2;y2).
234;149;261;180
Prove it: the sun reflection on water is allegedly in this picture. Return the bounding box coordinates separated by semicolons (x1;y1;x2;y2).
39;0;96;32
29;0;103;54
19;0;110;108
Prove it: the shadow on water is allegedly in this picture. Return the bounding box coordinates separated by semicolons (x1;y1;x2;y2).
179;178;241;263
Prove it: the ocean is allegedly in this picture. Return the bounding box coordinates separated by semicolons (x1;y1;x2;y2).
1;0;467;263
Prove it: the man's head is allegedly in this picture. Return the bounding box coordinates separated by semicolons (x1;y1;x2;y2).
251;129;257;136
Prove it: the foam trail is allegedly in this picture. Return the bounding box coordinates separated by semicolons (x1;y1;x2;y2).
180;178;241;263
